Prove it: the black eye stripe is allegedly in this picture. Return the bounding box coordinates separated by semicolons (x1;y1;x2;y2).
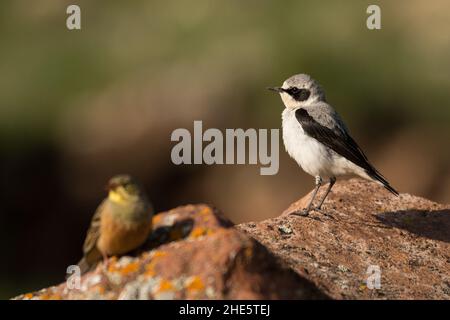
285;87;310;101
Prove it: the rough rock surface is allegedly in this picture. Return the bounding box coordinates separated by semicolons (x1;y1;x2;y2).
13;179;449;300
239;179;450;299
14;205;326;300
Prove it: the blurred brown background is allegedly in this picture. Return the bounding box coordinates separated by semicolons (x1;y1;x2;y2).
0;0;449;298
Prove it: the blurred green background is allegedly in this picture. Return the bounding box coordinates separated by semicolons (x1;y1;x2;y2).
0;0;449;299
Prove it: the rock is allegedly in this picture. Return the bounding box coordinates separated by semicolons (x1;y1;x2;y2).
238;179;450;299
13;179;449;300
13;205;326;300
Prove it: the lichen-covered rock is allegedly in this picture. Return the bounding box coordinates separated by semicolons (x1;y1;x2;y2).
14;205;326;300
238;179;450;300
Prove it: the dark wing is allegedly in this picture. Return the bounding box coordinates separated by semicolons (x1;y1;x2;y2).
82;202;103;255
77;201;105;274
295;108;398;195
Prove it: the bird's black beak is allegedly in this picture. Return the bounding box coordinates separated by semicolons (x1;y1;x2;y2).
267;87;284;93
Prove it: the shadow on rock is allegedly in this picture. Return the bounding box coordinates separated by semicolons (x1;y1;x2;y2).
142;218;195;251
376;209;450;243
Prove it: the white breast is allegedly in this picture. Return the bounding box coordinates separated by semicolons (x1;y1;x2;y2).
281;108;367;180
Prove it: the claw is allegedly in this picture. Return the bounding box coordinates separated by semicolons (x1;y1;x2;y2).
312;206;325;213
290;208;310;217
312;207;335;219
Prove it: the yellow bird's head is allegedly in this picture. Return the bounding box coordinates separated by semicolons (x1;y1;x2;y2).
107;174;145;204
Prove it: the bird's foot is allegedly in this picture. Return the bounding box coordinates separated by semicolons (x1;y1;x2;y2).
289;208;311;217
102;255;110;273
311;206;335;220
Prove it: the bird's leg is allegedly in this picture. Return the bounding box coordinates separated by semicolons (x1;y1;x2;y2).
291;176;322;217
315;177;336;211
102;252;109;273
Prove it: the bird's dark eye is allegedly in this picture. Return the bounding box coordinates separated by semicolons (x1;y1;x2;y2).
288;87;299;94
286;87;310;101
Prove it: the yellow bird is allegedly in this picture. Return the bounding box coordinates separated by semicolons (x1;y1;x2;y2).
77;174;153;274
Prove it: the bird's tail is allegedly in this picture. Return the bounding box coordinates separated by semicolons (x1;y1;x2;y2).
65;258;93;280
366;169;399;196
77;257;96;275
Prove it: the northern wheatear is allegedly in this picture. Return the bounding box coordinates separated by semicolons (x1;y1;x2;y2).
269;74;398;216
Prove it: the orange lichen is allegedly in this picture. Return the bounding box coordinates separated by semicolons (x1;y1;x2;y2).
158;279;174;292
106;257;139;275
39;293;61;300
199;207;212;216
152;251;167;259
190;227;214;238
144;264;155;277
144;251;167;277
185;276;205;291
107;264;117;273
152;214;163;225
105;256;119;272
199;207;213;224
92;285;106;294
120;261;139;275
